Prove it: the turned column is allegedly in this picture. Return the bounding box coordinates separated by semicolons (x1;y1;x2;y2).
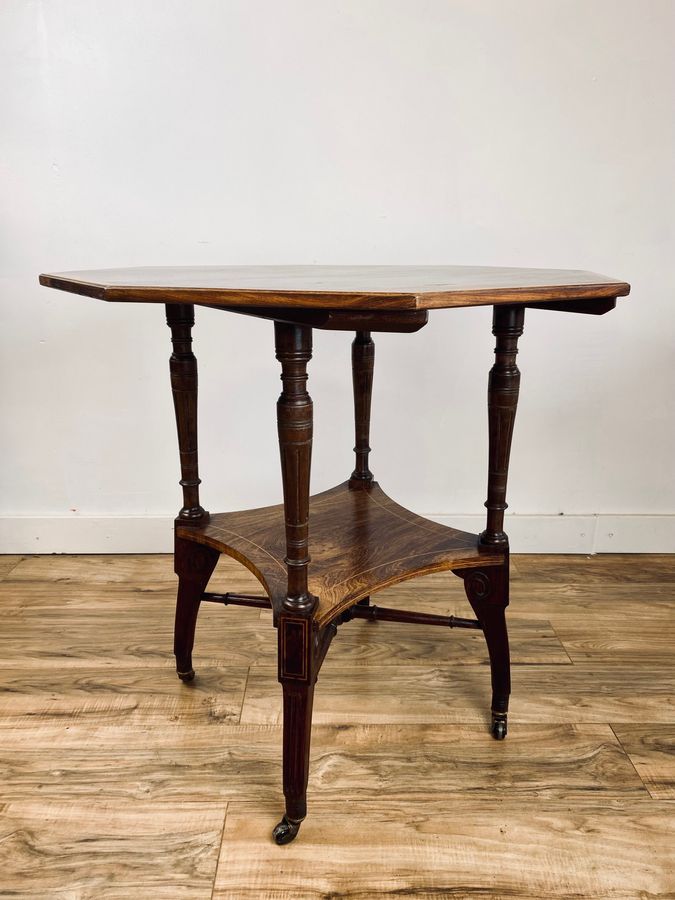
480;305;525;548
165;303;208;524
273;321;317;845
275;322;316;614
166;303;211;683
349;330;375;488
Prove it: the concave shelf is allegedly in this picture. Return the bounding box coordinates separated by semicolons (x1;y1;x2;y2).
177;481;504;625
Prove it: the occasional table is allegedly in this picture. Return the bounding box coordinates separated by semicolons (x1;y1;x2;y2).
40;265;630;844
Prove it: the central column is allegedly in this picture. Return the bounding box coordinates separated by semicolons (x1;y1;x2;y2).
275;322;316;614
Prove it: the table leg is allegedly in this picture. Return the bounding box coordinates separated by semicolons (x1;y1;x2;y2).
480;304;525;548
274;322;315;614
165;304;209;524
173;537;219;681
274;616;317;845
455;564;511;739
349;330;375;607
273;322;317;844
457;304;524;738
349;330;375;488
166;304;213;682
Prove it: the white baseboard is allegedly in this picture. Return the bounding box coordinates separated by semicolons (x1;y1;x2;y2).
0;513;673;554
0;516;175;554
431;514;675;554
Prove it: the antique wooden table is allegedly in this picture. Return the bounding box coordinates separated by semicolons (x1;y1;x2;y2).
40;265;630;844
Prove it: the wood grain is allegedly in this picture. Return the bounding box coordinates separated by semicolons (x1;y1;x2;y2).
612;726;675;799
39;264;630;311
5;553;179;583
0;555;24;580
2;552;674;897
0;665;247;724
511;553;675;583
0;586;567;674
213;800;675;899
494;581;675;618
0;800;225;899
180;481;503;624
0;724;644;804
0;604;259;668
551;620;675;665
0;567;262;609
241;663;675;725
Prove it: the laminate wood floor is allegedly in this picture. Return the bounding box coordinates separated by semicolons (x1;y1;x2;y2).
0;553;673;899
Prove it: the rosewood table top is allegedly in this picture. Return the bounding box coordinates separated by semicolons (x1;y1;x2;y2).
39;264;630;311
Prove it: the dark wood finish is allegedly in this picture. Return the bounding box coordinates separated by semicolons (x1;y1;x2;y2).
274;603;334;842
165;303;208;525
524;297;617;315
480;305;525;548
346;604;482;630
273;673;316;843
177;481;504;626
349;331;375;488
270;320;320;842
454;561;511;739
39;264;630;310
201;592;271;609
274;323;316;616
173;536;219;681
217;305;429;333
39;262;630;846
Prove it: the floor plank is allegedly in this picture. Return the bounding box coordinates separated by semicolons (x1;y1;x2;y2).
4;553;262;591
5;554;179;583
0;555;24;580
0;666;248;725
0;604;263;669
213;799;675;899
512;553;675;583
255;612;570;667
0;596;568;668
0;800;225;899
504;581;675;617
612;725;675;800
0;723;644;803
242;663;675;725
552;621;675;665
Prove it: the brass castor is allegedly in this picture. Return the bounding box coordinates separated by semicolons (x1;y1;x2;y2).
272;815;302;845
177;668;195;682
491;712;507;740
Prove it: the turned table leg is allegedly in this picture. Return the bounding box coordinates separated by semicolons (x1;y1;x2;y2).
165;304;209;525
349;330;375;488
349;330;375;607
273;321;318;845
275;322;315;614
165;303;213;682
480;304;524;549
457;304;524;738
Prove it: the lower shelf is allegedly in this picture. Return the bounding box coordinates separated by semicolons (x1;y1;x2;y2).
177;481;504;625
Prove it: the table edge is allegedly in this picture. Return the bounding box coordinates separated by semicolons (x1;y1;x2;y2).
39;273;631;311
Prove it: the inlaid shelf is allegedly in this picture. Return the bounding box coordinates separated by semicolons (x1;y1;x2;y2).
178;481;503;626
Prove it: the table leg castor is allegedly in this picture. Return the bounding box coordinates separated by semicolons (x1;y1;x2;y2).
491;711;508;740
272;815;303;845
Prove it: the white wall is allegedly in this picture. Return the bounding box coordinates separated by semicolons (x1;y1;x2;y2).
1;0;674;553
